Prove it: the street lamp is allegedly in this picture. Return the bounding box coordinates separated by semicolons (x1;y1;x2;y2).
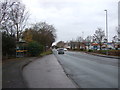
104;10;108;42
104;9;108;55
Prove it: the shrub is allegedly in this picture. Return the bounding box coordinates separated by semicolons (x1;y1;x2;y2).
27;41;44;56
88;49;93;52
2;32;16;59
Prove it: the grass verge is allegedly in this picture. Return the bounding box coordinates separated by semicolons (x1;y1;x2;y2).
69;49;120;56
40;50;53;56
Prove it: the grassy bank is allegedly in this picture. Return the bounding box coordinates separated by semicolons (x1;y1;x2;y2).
40;50;53;56
69;49;120;56
92;50;120;56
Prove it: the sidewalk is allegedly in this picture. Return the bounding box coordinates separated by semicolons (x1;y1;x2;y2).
2;57;37;88
23;54;77;88
3;54;77;88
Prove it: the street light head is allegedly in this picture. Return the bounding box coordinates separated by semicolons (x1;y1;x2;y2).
104;10;107;11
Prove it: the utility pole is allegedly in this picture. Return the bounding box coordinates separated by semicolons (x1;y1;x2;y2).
104;9;108;55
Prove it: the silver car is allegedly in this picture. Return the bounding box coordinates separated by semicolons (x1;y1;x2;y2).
58;48;64;54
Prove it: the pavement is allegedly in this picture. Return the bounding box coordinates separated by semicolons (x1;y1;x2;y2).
2;57;37;88
0;62;2;90
3;55;77;88
23;54;77;88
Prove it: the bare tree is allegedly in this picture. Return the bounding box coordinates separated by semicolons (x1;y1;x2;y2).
76;36;84;49
0;0;29;41
117;26;120;42
85;36;93;50
93;28;105;50
112;35;118;43
0;0;15;34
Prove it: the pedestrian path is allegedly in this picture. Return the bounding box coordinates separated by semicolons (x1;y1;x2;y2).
23;54;77;88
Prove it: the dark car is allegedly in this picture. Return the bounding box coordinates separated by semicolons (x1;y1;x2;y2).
58;48;64;54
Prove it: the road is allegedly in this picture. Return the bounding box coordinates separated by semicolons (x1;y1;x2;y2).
53;50;118;88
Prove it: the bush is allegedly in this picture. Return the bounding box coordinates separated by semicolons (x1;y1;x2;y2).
2;32;16;59
88;49;93;52
27;41;44;56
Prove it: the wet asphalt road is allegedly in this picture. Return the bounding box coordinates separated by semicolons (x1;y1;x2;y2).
53;50;118;88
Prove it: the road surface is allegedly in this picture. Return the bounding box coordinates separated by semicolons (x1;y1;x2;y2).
53;50;118;88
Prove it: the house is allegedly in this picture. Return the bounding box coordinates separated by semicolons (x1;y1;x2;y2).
64;43;70;49
56;41;65;48
91;43;99;50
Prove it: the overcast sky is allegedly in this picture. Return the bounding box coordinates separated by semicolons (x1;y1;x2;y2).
22;0;119;43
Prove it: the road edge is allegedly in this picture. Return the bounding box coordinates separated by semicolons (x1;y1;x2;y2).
53;54;80;88
19;57;38;88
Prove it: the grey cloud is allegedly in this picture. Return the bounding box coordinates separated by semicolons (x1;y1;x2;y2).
22;0;119;42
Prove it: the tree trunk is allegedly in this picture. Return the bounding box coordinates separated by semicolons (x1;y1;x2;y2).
100;43;102;50
16;24;19;41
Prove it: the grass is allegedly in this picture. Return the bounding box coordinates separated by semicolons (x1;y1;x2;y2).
70;49;120;56
89;50;120;56
40;50;53;56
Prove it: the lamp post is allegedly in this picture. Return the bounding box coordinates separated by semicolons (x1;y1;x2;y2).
104;9;108;55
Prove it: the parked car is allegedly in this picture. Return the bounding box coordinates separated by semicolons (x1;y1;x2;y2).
64;48;68;51
58;48;64;54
